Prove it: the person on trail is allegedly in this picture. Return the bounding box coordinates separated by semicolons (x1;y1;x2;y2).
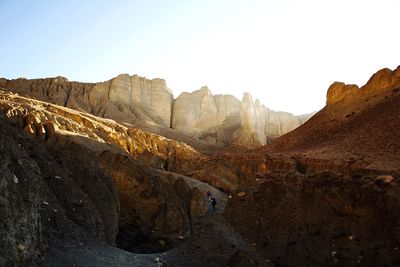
211;197;217;211
207;191;212;201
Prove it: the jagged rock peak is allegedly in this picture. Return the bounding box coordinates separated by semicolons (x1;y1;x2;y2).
198;86;212;95
326;82;359;105
362;66;400;92
326;66;400;105
242;92;254;100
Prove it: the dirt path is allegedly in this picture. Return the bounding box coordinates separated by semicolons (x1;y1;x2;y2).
44;172;270;267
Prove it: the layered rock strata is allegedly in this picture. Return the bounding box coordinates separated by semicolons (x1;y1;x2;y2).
0;89;211;261
0;75;311;147
172;87;311;146
0;74;173;127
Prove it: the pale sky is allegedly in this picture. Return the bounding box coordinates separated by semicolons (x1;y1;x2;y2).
1;0;399;115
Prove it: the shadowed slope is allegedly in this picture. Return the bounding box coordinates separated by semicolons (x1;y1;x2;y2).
225;66;400;267
261;66;400;170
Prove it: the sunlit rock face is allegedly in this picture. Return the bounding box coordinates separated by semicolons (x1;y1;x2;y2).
173;88;310;146
263;108;304;139
238;93;265;145
1;74;173;127
1;75;311;147
326;82;360;105
172;86;241;143
237;93;308;145
89;74;173;126
326;66;400;106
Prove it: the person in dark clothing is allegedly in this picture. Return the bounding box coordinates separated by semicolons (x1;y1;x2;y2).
211;197;217;211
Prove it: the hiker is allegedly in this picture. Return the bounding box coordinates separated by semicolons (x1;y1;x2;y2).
207;191;212;201
211;197;217;211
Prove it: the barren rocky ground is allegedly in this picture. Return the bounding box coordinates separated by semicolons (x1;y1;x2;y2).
0;89;268;266
1;66;399;266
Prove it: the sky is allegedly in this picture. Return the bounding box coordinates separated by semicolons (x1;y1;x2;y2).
1;0;399;115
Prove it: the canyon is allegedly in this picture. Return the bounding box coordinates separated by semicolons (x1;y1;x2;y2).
0;66;399;266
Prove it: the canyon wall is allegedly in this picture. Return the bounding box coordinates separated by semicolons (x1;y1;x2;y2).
0;75;173;127
172;87;311;146
0;75;311;146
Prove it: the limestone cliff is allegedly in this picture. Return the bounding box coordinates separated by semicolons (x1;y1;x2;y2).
171;86;241;143
0;74;173;127
89;74;173;126
172;88;311;146
1;75;311;147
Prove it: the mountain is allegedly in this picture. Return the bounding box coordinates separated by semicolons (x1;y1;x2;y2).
0;75;312;147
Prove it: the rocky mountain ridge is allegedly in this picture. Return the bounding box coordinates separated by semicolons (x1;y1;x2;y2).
0;75;312;146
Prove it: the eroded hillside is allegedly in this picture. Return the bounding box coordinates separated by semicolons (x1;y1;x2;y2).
224;66;400;266
0;89;262;266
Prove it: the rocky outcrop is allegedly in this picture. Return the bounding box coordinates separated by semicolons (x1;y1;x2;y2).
264;66;400;166
173;87;311;146
237;93;311;145
0;106;121;266
2;76;311;147
326;66;400;106
0;126;43;266
1;74;173;127
89;74;173;126
362;66;400;93
239;93;265;145
326;82;360;105
171;86;241;143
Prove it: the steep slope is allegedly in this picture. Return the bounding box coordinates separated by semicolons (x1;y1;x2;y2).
224;66;400;266
262;66;400;170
